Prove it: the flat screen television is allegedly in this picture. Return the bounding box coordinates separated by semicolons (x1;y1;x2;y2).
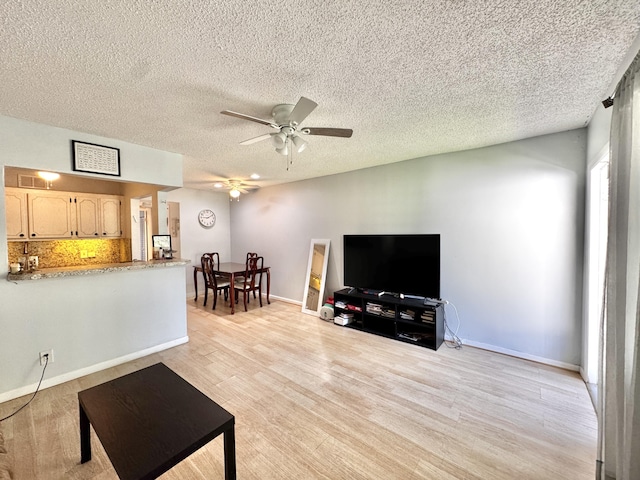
343;234;440;298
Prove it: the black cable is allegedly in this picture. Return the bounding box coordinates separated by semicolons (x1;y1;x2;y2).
0;354;49;422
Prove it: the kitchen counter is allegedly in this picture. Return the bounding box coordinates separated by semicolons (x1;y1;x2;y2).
6;258;191;281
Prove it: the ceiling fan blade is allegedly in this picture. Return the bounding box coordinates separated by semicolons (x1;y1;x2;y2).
221;110;278;128
238;188;250;194
302;127;353;138
288;97;318;125
239;133;273;145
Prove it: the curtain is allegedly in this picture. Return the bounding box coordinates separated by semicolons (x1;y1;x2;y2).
598;51;640;480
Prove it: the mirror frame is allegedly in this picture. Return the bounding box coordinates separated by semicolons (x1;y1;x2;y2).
301;239;331;316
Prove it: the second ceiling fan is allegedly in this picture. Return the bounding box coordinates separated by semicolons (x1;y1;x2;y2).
221;96;353;155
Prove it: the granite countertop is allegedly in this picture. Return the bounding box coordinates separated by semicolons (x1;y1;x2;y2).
6;258;191;281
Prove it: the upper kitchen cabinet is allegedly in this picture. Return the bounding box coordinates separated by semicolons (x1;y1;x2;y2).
99;195;122;237
5;187;28;239
5;188;124;240
75;193;122;237
28;190;75;239
75;194;100;237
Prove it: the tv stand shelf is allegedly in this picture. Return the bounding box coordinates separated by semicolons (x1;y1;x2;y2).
333;288;444;350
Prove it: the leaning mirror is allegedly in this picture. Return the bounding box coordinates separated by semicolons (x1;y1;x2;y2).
301;239;331;316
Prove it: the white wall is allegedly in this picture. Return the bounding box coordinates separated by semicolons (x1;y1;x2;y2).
0;116;187;400
230;129;587;367
166;188;231;297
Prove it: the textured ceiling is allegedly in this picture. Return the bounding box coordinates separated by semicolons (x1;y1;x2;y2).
1;1;639;190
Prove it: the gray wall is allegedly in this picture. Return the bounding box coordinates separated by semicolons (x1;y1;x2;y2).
166;188;231;296
0;116;187;400
230;129;587;367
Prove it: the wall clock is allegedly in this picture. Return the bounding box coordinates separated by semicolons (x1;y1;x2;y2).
198;209;216;228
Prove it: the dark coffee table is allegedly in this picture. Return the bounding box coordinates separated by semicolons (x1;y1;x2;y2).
78;363;236;480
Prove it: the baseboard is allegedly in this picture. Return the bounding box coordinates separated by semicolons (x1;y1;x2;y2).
579;366;589;383
188;291;301;306
459;338;580;372
0;336;189;404
268;294;301;306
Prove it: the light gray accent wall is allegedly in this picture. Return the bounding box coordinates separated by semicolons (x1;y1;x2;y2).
166;188;231;297
0;116;182;186
230;129;587;365
1;268;187;398
0;115;186;398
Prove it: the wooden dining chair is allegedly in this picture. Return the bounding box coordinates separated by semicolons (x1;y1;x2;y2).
201;253;230;310
245;252;258;298
234;255;264;311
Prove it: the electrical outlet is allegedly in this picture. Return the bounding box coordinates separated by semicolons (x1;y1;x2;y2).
80;250;88;259
28;255;39;269
39;349;54;366
88;251;96;258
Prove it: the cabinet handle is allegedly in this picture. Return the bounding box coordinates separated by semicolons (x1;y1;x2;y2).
19;233;24;237
94;233;98;236
31;233;36;237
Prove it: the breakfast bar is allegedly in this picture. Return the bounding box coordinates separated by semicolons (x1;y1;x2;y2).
6;258;190;281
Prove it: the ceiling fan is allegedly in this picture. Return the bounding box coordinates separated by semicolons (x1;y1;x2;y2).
221;96;353;155
214;179;257;201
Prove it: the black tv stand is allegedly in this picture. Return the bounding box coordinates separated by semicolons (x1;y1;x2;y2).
333;288;444;350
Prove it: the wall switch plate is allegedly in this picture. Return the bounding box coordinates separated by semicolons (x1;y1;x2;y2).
80;250;88;258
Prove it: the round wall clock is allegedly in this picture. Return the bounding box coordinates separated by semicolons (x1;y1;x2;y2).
198;209;216;228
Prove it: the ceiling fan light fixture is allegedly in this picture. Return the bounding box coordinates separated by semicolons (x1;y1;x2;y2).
271;132;287;149
229;188;241;199
292;135;307;153
275;143;289;156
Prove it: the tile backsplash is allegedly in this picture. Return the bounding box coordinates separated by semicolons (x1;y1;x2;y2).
8;239;132;269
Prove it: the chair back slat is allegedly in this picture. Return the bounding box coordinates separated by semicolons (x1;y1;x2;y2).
201;254;217;288
245;255;263;289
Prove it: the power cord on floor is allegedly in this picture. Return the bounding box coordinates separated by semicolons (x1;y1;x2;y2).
443;302;463;349
0;354;49;422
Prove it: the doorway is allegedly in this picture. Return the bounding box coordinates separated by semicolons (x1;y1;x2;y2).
130;196;180;261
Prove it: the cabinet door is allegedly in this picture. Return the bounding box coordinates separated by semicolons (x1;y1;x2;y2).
28;191;74;238
100;196;122;237
5;187;28;239
75;194;100;237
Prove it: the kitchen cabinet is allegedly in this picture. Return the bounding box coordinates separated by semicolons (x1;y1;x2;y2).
5;189;124;240
5;187;28;239
75;194;100;237
99;195;122;237
75;194;122;237
28;190;74;239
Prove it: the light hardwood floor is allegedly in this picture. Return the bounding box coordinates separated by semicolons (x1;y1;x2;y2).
0;298;597;479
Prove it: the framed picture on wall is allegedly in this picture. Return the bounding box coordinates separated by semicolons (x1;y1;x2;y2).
72;140;121;176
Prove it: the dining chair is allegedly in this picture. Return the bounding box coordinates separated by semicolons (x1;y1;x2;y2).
201;253;230;310
234;255;264;311
245;252;258;298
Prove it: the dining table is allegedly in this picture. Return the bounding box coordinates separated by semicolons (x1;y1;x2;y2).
194;262;271;314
